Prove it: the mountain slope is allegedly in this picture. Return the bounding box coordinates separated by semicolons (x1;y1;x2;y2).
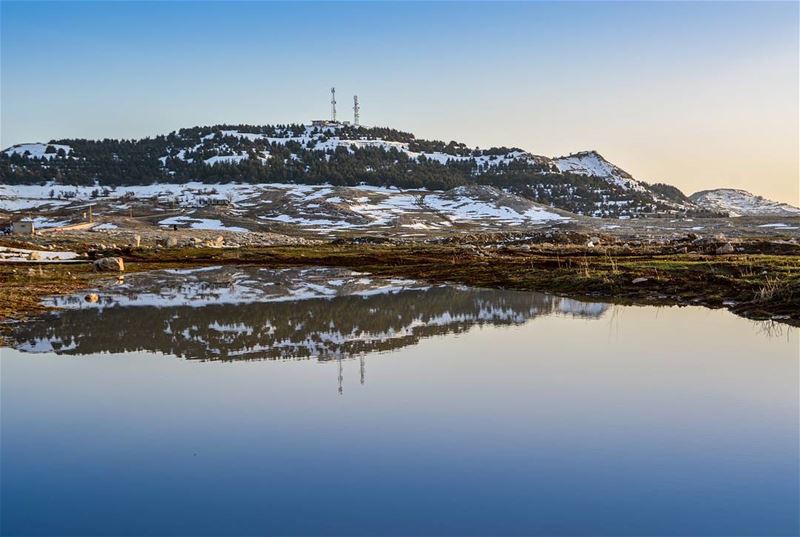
689;189;800;217
2;122;700;217
0;181;570;234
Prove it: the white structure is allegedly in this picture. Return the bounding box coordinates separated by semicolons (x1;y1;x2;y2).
353;95;360;126
330;87;337;122
11;219;35;235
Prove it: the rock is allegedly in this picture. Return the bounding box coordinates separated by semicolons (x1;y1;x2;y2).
589;236;601;245
204;235;225;248
93;257;125;272
28;251;41;261
632;277;649;284
131;234;141;248
586;241;595;248
165;237;178;248
84;293;99;303
716;243;735;255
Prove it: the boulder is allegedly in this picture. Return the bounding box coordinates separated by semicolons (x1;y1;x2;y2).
716;243;735;255
632;277;649;284
84;293;99;303
93;257;125;272
28;251;41;261
165;237;179;248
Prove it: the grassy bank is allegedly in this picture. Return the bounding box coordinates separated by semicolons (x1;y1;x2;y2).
1;244;798;333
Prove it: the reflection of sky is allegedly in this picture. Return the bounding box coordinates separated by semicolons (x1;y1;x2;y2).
1;305;798;536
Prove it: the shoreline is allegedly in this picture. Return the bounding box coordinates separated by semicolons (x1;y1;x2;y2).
1;242;798;337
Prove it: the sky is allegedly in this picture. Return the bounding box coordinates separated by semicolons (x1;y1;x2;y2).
1;1;798;204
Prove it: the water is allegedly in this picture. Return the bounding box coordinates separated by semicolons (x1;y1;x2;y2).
1;267;798;536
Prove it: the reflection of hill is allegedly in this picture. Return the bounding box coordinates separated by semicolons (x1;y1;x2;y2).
10;267;608;361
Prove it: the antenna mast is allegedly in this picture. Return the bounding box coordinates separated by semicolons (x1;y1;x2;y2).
353;95;360;126
330;87;337;122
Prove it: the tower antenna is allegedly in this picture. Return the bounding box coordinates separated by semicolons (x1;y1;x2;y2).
353;95;360;126
330;87;337;122
337;356;343;395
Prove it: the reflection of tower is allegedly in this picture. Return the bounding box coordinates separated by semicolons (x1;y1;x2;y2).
359;355;365;385
330;87;337;122
337;356;343;395
353;95;360;126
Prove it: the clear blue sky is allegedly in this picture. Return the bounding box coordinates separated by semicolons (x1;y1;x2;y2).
2;1;798;202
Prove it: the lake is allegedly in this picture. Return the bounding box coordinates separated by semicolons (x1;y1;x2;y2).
1;266;798;536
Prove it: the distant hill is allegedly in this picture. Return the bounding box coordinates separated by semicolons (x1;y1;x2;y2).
689;188;800;217
1;122;718;217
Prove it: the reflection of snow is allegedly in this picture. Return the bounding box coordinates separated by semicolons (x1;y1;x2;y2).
43;266;433;310
0;246;79;262
19;266;611;360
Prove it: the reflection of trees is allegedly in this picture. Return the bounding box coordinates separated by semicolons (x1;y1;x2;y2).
12;272;608;362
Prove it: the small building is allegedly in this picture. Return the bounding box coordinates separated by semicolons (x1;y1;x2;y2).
11;219;35;235
311;119;344;128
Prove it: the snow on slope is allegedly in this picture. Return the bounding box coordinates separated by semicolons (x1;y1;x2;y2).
4;143;73;160
0;182;258;211
424;185;564;224
162;127;540;170
158;215;248;232
552;151;646;192
689;189;800;217
0;181;567;231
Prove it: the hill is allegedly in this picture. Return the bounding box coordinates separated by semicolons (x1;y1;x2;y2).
1;122;707;218
689;188;800;217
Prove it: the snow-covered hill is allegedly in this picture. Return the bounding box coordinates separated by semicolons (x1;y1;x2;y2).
0;121;744;218
689;189;800;217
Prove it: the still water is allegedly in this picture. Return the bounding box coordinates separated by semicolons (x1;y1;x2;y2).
1;267;798;536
